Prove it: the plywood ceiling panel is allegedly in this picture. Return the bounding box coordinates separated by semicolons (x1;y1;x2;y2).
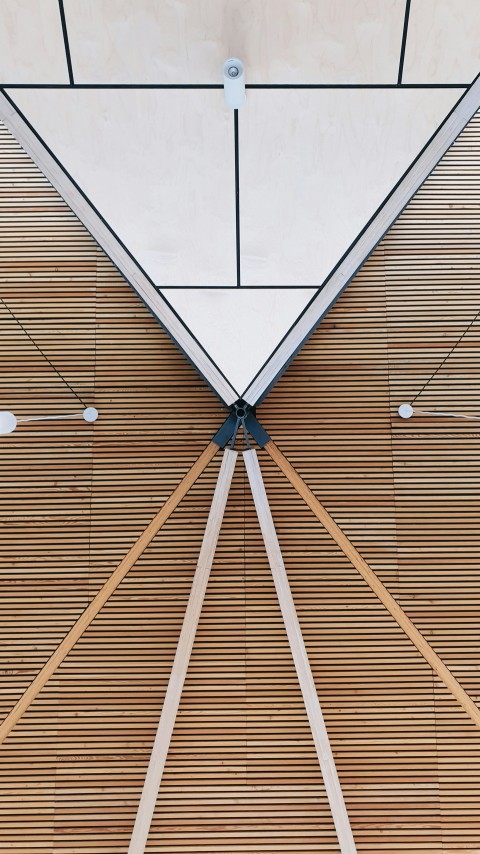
0;0;69;84
163;288;317;396
7;88;237;288
239;87;460;287
64;0;405;84
403;0;480;85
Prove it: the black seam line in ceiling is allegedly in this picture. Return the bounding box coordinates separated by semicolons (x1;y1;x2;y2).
57;0;74;86
0;87;239;408
397;0;412;85
0;83;469;89
241;70;480;406
159;286;318;289
234;109;241;287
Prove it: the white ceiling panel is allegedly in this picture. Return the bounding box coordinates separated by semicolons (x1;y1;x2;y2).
64;0;405;84
164;288;316;395
403;0;480;84
239;87;460;287
8;88;236;287
0;0;69;84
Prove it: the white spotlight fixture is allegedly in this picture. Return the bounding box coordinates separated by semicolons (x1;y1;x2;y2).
223;58;246;109
398;404;414;419
0;407;99;435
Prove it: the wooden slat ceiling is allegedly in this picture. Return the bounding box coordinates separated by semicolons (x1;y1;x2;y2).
1;2;477;407
0;106;480;852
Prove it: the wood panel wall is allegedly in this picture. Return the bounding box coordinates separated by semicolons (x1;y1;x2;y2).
0;109;479;853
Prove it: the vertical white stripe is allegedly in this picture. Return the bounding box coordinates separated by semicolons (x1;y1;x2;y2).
128;449;237;853
243;448;357;854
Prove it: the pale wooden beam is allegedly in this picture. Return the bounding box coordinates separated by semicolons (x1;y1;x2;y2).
0;439;220;745
243;448;357;854
128;448;237;854
265;438;480;728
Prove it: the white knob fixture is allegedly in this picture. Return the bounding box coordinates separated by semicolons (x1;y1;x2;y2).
83;407;99;422
0;411;18;435
398;404;414;419
223;58;246;109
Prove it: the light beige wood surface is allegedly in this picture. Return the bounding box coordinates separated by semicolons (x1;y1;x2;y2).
1;108;480;852
128;449;237;853
244;76;480;404
244;448;357;854
0;439;219;746
265;438;480;727
0;91;238;405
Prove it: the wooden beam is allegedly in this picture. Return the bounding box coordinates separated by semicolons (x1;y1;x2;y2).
0;439;220;745
243;448;357;854
265;439;480;728
128;448;237;854
243;73;480;405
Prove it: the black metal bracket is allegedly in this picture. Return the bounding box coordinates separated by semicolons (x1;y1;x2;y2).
212;412;238;447
212;404;271;449
244;413;270;448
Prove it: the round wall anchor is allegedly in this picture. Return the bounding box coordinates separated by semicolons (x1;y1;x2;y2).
0;411;17;435
398;403;414;419
83;407;99;423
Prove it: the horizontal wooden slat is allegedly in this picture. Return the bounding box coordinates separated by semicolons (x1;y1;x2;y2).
1;108;480;853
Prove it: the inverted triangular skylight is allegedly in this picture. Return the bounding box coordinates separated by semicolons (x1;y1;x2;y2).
1;80;479;406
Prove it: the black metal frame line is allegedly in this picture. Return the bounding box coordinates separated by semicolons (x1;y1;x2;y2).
397;0;412;85
58;0;74;85
234;109;241;287
0;83;469;90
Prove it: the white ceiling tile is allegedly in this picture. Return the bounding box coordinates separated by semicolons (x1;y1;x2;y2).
163;288;317;396
0;0;69;83
403;0;480;84
239;88;460;287
8;89;236;287
64;0;405;84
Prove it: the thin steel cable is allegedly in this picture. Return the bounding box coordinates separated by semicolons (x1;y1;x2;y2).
241;417;251;449
412;307;480;403
0;296;86;406
230;416;241;449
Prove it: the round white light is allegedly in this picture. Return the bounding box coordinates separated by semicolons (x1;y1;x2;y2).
398;403;414;419
83;407;99;423
0;411;17;434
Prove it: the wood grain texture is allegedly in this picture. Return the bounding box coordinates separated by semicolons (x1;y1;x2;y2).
1;106;480;852
0;90;238;405
244;448;357;854
264;438;480;727
0;439;219;746
244;74;480;405
128;449;237;853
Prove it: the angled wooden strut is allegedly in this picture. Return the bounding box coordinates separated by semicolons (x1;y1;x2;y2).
243;448;357;854
265;438;480;728
0;434;224;745
128;448;237;854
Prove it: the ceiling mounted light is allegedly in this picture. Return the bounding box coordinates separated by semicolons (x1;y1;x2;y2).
223;57;246;109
